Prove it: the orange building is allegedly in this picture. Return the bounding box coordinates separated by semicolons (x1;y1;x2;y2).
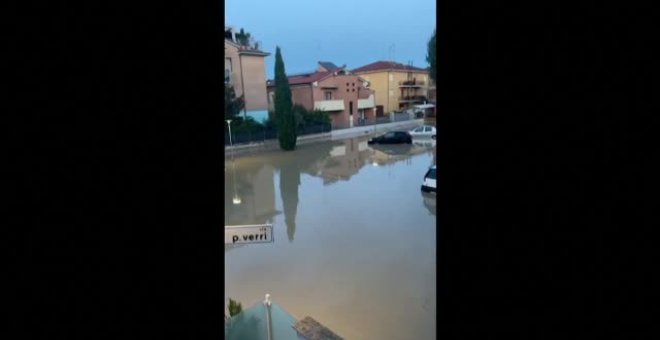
267;62;376;129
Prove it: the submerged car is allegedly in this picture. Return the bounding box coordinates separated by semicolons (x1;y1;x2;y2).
421;165;436;193
368;131;412;144
409;125;437;139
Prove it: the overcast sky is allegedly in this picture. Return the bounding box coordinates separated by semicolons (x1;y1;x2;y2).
225;0;436;80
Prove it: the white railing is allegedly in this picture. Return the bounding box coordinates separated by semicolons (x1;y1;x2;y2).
314;99;345;111
358;94;375;109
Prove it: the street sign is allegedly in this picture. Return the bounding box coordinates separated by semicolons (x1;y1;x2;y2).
225;224;273;245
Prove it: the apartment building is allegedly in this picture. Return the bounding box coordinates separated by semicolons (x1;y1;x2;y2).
224;26;271;122
352;61;430;115
266;62;376;128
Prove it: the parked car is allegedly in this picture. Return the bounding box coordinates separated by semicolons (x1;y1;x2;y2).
368;131;412;144
421;165;436;193
409;125;436;139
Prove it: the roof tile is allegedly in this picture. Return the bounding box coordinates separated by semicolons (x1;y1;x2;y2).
352;61;427;73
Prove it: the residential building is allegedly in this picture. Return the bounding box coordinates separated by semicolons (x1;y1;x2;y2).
426;73;437;124
266;62;376;129
224;26;271;122
427;68;436;106
352;61;430;115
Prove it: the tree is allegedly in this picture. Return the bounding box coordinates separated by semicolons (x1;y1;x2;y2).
225;298;243;320
225;86;244;120
426;29;436;82
274;47;296;150
236;28;251;47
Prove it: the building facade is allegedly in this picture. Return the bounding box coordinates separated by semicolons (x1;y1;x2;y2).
352;61;430;115
224;26;271;122
267;62;376;129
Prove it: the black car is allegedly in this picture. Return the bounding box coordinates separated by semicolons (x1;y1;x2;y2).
368;131;412;144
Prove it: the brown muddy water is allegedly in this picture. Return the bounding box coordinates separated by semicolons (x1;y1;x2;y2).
225;136;436;339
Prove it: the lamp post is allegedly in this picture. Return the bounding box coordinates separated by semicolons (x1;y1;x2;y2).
231;160;241;205
226;119;233;152
226;119;241;204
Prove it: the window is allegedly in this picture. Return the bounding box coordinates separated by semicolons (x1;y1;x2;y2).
414;127;424;133
324;91;333;100
424;126;432;132
352;82;355;86
224;58;232;84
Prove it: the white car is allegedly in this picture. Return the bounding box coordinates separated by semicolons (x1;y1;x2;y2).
412;138;436;148
421;165;436;193
410;125;436;139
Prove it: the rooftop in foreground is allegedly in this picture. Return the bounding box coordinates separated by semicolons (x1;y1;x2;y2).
225;296;344;340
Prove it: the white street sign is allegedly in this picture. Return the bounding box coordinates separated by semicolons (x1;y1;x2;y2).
225;224;273;245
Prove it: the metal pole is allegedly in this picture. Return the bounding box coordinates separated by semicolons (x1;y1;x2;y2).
263;294;273;340
226;119;234;159
231;160;241;205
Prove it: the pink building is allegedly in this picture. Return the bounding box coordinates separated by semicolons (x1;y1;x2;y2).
225;26;270;122
267;62;376;129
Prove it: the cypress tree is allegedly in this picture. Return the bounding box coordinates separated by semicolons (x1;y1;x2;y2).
426;29;436;82
274;46;296;150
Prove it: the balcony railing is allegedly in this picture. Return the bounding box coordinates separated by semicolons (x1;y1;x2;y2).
399;95;428;102
398;80;425;87
314;99;345;112
357;95;375;109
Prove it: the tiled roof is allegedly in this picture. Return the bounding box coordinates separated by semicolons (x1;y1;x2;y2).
268;71;333;87
352;61;427;73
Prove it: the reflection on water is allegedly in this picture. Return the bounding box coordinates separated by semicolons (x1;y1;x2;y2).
422;192;436;216
225;137;436;339
279;161;300;242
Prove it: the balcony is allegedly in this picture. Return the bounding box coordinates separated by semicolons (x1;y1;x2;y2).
398;80;425;87
314;99;345;111
399;95;428;103
357;95;375;109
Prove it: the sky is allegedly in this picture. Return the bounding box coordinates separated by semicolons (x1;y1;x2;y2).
225;0;436;80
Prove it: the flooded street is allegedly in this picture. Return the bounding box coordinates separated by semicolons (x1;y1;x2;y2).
225;136;436;340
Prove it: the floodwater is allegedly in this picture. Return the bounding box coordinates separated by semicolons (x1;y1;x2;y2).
225;136;436;340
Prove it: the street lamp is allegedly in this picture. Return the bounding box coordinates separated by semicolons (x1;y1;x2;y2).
226;119;233;152
226;119;241;204
231;158;241;205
